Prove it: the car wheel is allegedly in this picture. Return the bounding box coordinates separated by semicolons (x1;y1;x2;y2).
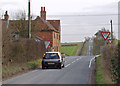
59;64;62;69
42;65;45;69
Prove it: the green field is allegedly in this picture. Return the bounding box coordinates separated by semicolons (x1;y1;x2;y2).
60;42;83;56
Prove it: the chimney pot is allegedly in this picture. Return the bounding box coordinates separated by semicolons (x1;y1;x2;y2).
44;7;45;11
40;7;46;20
4;11;9;20
5;11;8;15
41;7;43;11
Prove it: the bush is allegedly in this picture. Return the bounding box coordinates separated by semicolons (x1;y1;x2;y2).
2;38;46;67
93;38;104;55
102;45;118;83
111;50;119;82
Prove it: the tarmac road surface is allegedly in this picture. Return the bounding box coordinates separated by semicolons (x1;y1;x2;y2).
3;40;95;84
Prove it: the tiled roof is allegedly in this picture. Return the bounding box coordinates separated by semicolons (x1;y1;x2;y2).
2;16;60;37
36;17;58;32
47;20;60;31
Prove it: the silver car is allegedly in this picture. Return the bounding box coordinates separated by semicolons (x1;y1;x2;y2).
42;52;65;69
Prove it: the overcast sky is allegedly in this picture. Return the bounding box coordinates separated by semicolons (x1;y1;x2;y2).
0;0;119;16
0;0;119;42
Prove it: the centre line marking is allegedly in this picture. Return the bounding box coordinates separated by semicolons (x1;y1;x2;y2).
65;57;81;68
65;64;71;67
72;60;76;63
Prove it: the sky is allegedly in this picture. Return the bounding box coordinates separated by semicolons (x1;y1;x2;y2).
0;0;119;16
0;0;119;42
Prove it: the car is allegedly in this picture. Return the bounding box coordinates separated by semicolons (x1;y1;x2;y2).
42;52;65;69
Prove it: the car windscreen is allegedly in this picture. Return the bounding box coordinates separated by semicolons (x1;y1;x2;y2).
44;53;59;59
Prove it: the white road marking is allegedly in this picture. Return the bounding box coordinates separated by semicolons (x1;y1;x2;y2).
89;56;96;68
65;57;82;68
72;60;76;63
76;58;81;61
65;64;71;67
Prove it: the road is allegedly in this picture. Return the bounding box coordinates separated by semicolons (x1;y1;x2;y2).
86;39;93;56
3;40;95;84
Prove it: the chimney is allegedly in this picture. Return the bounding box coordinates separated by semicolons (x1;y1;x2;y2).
41;7;43;11
4;11;9;21
40;7;46;20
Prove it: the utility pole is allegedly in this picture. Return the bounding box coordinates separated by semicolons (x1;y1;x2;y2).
28;0;31;38
110;20;113;40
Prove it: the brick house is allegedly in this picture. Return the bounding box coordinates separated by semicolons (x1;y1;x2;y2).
34;7;61;52
2;7;61;52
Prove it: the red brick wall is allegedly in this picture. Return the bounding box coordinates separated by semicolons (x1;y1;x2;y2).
47;20;61;52
41;11;46;20
35;31;60;52
52;31;60;52
38;31;53;42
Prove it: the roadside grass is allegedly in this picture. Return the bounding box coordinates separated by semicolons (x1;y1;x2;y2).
2;59;42;80
61;42;83;56
2;64;30;80
81;41;88;56
27;59;42;68
96;55;113;85
2;59;42;74
96;55;106;84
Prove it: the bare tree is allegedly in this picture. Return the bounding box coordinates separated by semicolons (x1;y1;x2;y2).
31;13;37;20
12;10;26;20
11;10;28;38
0;9;4;19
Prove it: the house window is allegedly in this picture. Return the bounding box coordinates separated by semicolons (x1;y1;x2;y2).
57;34;58;39
54;33;55;38
59;35;60;40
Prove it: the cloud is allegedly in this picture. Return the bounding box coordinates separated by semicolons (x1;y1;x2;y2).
0;1;19;7
83;2;118;14
0;0;119;15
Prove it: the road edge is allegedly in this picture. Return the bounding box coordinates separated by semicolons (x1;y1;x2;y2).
88;60;96;84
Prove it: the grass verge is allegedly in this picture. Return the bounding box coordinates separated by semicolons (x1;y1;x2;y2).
96;55;113;85
2;59;42;80
81;41;88;56
27;59;42;69
96;55;106;84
